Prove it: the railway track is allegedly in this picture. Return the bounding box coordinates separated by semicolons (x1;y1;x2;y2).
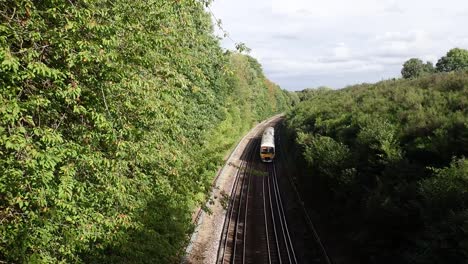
264;163;298;264
216;120;331;264
217;132;259;263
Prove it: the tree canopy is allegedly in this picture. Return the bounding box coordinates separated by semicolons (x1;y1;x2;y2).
401;58;434;79
401;48;468;78
286;71;468;263
0;0;293;262
436;48;468;72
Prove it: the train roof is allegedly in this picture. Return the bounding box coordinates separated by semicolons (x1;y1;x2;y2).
261;131;275;148
263;127;274;137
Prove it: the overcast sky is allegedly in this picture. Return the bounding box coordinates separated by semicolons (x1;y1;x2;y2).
210;0;468;90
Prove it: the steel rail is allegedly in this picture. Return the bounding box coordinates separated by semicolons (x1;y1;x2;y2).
218;119;292;264
231;147;249;263
217;124;264;264
272;164;298;264
267;169;282;263
269;164;293;263
263;173;272;264
218;151;248;264
241;140;258;264
232;139;258;263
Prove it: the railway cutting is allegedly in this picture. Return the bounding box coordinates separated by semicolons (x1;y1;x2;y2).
184;116;331;264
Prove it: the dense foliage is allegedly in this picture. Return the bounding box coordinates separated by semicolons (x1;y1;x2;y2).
0;0;293;262
286;71;468;263
401;58;434;79
436;48;468;72
402;48;468;79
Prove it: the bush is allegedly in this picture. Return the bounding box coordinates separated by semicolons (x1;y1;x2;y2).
285;71;468;263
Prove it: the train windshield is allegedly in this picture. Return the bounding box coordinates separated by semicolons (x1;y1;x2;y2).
261;147;274;154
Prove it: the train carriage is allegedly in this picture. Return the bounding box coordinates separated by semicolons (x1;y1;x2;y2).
260;127;275;162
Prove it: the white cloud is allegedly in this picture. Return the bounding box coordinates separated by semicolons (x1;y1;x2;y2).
333;43;351;59
382;1;404;14
211;0;468;90
271;0;383;17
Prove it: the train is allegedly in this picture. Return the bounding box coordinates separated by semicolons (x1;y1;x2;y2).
260;127;275;162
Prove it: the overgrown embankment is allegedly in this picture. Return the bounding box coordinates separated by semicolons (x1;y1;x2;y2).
0;1;293;263
284;72;468;263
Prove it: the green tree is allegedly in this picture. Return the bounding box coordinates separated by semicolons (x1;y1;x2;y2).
0;0;294;262
285;70;468;263
401;58;434;79
436;48;468;72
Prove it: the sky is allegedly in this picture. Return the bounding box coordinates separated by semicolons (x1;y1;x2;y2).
210;0;468;90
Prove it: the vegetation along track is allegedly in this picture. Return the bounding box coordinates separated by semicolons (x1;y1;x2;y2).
217;120;332;263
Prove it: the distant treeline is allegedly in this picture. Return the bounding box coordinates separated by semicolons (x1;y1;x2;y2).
286;71;467;263
401;48;468;79
0;0;294;263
